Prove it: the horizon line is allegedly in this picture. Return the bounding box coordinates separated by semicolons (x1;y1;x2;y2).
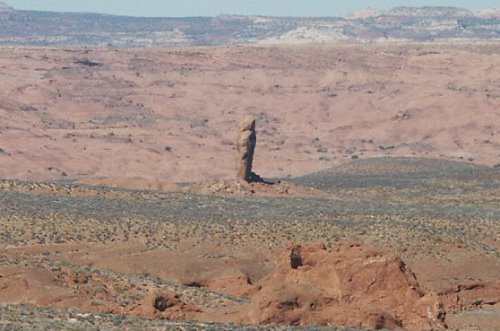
3;3;499;19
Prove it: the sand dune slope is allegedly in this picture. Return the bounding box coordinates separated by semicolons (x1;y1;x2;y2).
0;43;499;182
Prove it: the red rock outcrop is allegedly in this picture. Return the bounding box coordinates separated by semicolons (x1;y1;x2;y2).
130;291;199;319
240;242;446;330
439;280;500;312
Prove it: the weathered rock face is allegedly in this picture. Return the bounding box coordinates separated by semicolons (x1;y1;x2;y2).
439;280;500;312
130;291;195;319
237;116;257;182
290;245;303;269
241;242;446;330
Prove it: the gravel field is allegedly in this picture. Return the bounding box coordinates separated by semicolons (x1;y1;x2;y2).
1;157;499;330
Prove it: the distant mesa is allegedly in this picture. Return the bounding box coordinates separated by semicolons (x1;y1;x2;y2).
0;5;497;46
476;7;500;18
387;6;473;17
345;7;384;20
0;2;13;11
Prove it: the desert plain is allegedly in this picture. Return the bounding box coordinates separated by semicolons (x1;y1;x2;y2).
0;42;499;330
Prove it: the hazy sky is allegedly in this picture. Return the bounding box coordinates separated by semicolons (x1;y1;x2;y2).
4;0;499;17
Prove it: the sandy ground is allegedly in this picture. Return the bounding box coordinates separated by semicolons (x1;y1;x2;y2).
0;42;499;183
0;169;499;330
0;42;500;330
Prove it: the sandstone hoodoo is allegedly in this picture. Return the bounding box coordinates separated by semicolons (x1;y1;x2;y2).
237;116;262;182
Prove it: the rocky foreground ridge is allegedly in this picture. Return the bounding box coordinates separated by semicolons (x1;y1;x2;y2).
0;240;448;330
0;3;498;47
